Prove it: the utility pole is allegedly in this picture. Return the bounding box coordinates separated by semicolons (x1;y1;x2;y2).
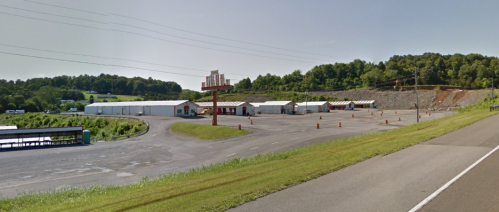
492;76;495;104
415;66;419;123
306;89;308;113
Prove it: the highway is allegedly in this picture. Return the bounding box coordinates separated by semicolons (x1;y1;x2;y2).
229;114;499;212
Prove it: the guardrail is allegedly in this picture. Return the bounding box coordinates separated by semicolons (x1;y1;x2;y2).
490;104;499;112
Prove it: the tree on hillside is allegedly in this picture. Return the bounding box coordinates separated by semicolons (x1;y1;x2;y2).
89;95;94;104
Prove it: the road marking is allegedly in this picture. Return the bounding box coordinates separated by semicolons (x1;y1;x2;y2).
207;146;213;148
271;142;278;144
226;153;236;157
250;147;259;150
408;144;499;212
152;134;156;137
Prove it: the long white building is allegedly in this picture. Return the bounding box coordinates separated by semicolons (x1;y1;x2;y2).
252;101;296;114
329;101;355;110
195;102;255;116
84;100;198;117
296;101;330;113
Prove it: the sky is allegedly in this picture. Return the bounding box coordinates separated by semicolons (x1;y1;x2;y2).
0;0;498;91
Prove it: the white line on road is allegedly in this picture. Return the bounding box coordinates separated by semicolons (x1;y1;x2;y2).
226;153;236;157
271;142;278;144
250;147;259;150
152;134;156;137
408;144;499;212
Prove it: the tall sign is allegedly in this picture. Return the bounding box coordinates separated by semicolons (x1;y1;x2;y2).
201;70;231;125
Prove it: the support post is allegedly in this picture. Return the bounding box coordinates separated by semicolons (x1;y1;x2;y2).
213;90;217;125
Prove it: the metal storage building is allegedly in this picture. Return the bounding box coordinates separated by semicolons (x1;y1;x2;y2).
84;100;198;117
329;101;355;110
296;101;330;113
252;101;295;114
195;102;255;116
353;100;376;108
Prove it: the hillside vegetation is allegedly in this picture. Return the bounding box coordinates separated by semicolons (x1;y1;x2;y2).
0;113;147;140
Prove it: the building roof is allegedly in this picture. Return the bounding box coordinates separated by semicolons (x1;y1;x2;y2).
353;100;376;104
296;101;329;106
0;126;17;130
251;101;295;106
195;101;252;107
85;100;196;107
329;101;354;106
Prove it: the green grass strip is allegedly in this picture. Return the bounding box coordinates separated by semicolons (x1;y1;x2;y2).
0;105;497;212
171;122;251;140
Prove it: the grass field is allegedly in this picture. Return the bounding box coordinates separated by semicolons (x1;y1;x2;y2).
171;122;251;140
83;92;142;102
0;101;497;212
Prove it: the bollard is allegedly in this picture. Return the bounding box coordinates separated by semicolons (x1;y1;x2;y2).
429;112;431;116
426;111;428;114
250;119;253;125
248;115;250;119
320;116;322;119
385;120;388;124
238;124;241;130
317;123;320;129
371;112;373;115
418;115;421;119
338;122;341;127
380;113;383;116
399;117;401;121
352;114;354;118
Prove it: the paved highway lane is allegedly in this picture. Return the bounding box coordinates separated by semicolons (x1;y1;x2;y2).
0;109;448;198
229;114;499;212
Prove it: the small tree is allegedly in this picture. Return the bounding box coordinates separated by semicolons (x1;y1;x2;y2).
89;95;94;104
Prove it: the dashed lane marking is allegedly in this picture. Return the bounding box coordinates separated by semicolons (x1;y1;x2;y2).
250;147;259;150
226;153;236;157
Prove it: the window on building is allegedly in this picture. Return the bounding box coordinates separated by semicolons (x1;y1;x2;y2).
177;109;182;113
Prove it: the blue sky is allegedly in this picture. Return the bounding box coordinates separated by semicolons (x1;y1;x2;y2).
0;0;498;91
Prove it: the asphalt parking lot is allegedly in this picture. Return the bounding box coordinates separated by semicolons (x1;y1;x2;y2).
0;109;452;198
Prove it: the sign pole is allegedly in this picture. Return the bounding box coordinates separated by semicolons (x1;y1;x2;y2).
213;90;217;125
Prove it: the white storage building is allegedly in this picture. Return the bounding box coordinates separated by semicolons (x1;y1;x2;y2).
84;100;198;117
353;100;376;108
252;101;295;114
329;101;355;110
296;101;330;113
195;102;255;116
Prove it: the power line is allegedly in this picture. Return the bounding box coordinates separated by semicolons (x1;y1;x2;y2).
0;4;106;24
22;0;347;59
2;4;331;62
0;43;256;77
22;0;106;16
110;22;331;62
0;11;318;64
0;51;205;78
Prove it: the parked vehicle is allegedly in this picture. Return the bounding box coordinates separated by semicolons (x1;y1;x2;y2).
68;108;78;112
200;109;213;115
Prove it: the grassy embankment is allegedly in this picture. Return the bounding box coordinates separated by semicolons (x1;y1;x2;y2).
83;92;142;102
0;113;147;141
171;123;251;140
0;99;498;212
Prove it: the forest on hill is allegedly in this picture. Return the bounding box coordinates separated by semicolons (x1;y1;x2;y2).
233;53;499;92
1;53;498;114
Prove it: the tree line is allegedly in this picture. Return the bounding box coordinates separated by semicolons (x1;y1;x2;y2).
233;53;499;92
0;74;184;113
